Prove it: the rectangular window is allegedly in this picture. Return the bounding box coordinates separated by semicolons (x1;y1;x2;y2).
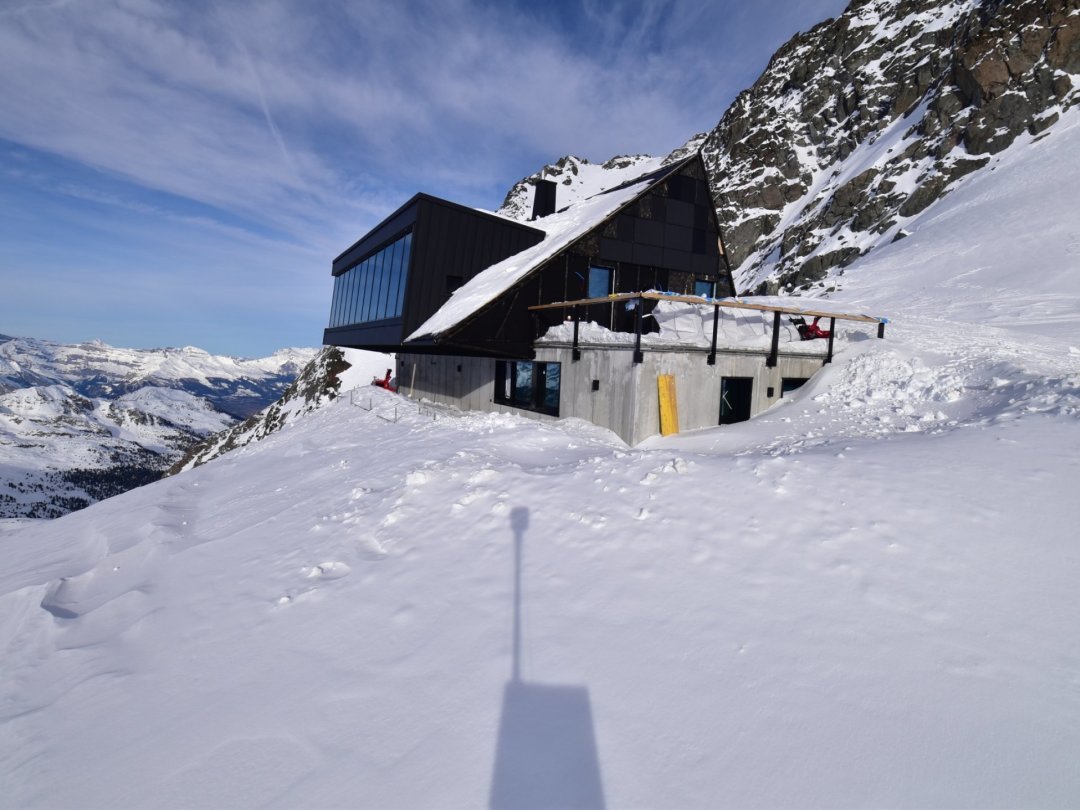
345;266;358;326
512;362;534;408
329;274;341;327
781;378;809;397
393;232;412;316
327;230;413;327
388;239;406;319
494;360;561;416
364;253;379;322
588;265;613;299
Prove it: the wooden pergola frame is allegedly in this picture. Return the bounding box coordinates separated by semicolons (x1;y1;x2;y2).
528;291;888;366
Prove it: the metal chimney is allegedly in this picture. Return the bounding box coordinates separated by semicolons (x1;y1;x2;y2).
531;178;557;220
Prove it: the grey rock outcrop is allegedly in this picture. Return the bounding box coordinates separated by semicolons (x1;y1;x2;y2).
691;0;1079;293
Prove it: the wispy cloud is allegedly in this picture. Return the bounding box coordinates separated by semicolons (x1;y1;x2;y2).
0;0;848;354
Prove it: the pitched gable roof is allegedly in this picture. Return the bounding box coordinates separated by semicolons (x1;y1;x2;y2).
407;155;696;343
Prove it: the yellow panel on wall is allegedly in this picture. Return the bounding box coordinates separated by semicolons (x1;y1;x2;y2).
658;374;679;436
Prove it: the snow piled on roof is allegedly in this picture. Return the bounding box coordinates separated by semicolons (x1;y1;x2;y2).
407;159;684;342
537;299;836;354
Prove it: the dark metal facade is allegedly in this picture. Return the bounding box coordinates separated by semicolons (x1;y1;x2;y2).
437;156;736;357
324;154;736;359
322;194;544;350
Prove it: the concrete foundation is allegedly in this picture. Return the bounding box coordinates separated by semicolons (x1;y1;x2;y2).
397;343;825;445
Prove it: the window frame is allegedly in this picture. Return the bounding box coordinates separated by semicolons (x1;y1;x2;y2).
494;360;561;417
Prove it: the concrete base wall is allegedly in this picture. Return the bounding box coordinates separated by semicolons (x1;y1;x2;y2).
397;345;825;445
397;353;557;424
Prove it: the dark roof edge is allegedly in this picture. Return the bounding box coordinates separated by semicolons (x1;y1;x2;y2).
332;192;545;266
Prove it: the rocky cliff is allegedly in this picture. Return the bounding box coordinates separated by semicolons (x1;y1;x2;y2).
497;0;1079;298
696;0;1080;293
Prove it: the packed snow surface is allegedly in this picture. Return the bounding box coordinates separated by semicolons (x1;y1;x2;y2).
3;112;1080;810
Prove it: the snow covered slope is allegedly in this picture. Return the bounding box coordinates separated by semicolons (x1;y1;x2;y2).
169;347;394;474
2;106;1079;806
0;336;316;518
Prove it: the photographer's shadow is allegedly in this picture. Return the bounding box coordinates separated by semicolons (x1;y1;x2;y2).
488;507;606;810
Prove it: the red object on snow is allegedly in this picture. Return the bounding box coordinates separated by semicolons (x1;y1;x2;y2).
804;317;832;340
372;369;397;392
795;316;832;340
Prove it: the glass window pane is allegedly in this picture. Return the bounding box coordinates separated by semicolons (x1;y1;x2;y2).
694;279;715;298
336;273;346;326
358;263;371;324
360;258;373;326
381;245;395;320
329;275;339;327
371;252;384;321
542;363;560;411
347;266;359;324
369;254;381;320
393;232;412;317
337;273;346;326
588;266;613;299
341;273;349;326
358;260;371;324
341;271;354;326
375;249;388;321
512;362;534;408
384;240;401;320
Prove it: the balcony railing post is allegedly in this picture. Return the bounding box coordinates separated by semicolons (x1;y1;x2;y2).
766;311;781;368
633;298;644;364
572;305;580;362
708;304;719;365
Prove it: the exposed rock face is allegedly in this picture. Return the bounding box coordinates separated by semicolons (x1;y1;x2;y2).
691;0;1080;293
168;347;350;475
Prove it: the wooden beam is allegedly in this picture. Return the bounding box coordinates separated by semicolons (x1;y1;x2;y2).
529;292;639;310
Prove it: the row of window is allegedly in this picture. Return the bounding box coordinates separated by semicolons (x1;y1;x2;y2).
494;360;561;416
491;364;805;424
328;231;413;328
586;264;715;299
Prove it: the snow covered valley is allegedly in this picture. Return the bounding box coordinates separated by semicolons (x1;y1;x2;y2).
3;49;1080;810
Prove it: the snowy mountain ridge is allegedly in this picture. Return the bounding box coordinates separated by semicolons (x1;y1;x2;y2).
0;335;313;417
0;335;316;518
496;153;661;221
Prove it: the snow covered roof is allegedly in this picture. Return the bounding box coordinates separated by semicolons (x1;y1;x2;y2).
407;156;693;342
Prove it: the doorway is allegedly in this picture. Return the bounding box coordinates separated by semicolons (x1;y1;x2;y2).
719;377;753;424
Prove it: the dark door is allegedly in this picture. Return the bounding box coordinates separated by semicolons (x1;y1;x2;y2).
719;377;753;424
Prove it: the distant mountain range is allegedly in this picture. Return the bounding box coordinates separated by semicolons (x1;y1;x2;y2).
0;334;315;518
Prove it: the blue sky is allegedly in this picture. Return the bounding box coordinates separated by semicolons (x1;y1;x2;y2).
0;0;848;357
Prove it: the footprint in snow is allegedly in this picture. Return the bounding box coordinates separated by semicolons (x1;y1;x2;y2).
275;561;353;607
304;561;352;580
